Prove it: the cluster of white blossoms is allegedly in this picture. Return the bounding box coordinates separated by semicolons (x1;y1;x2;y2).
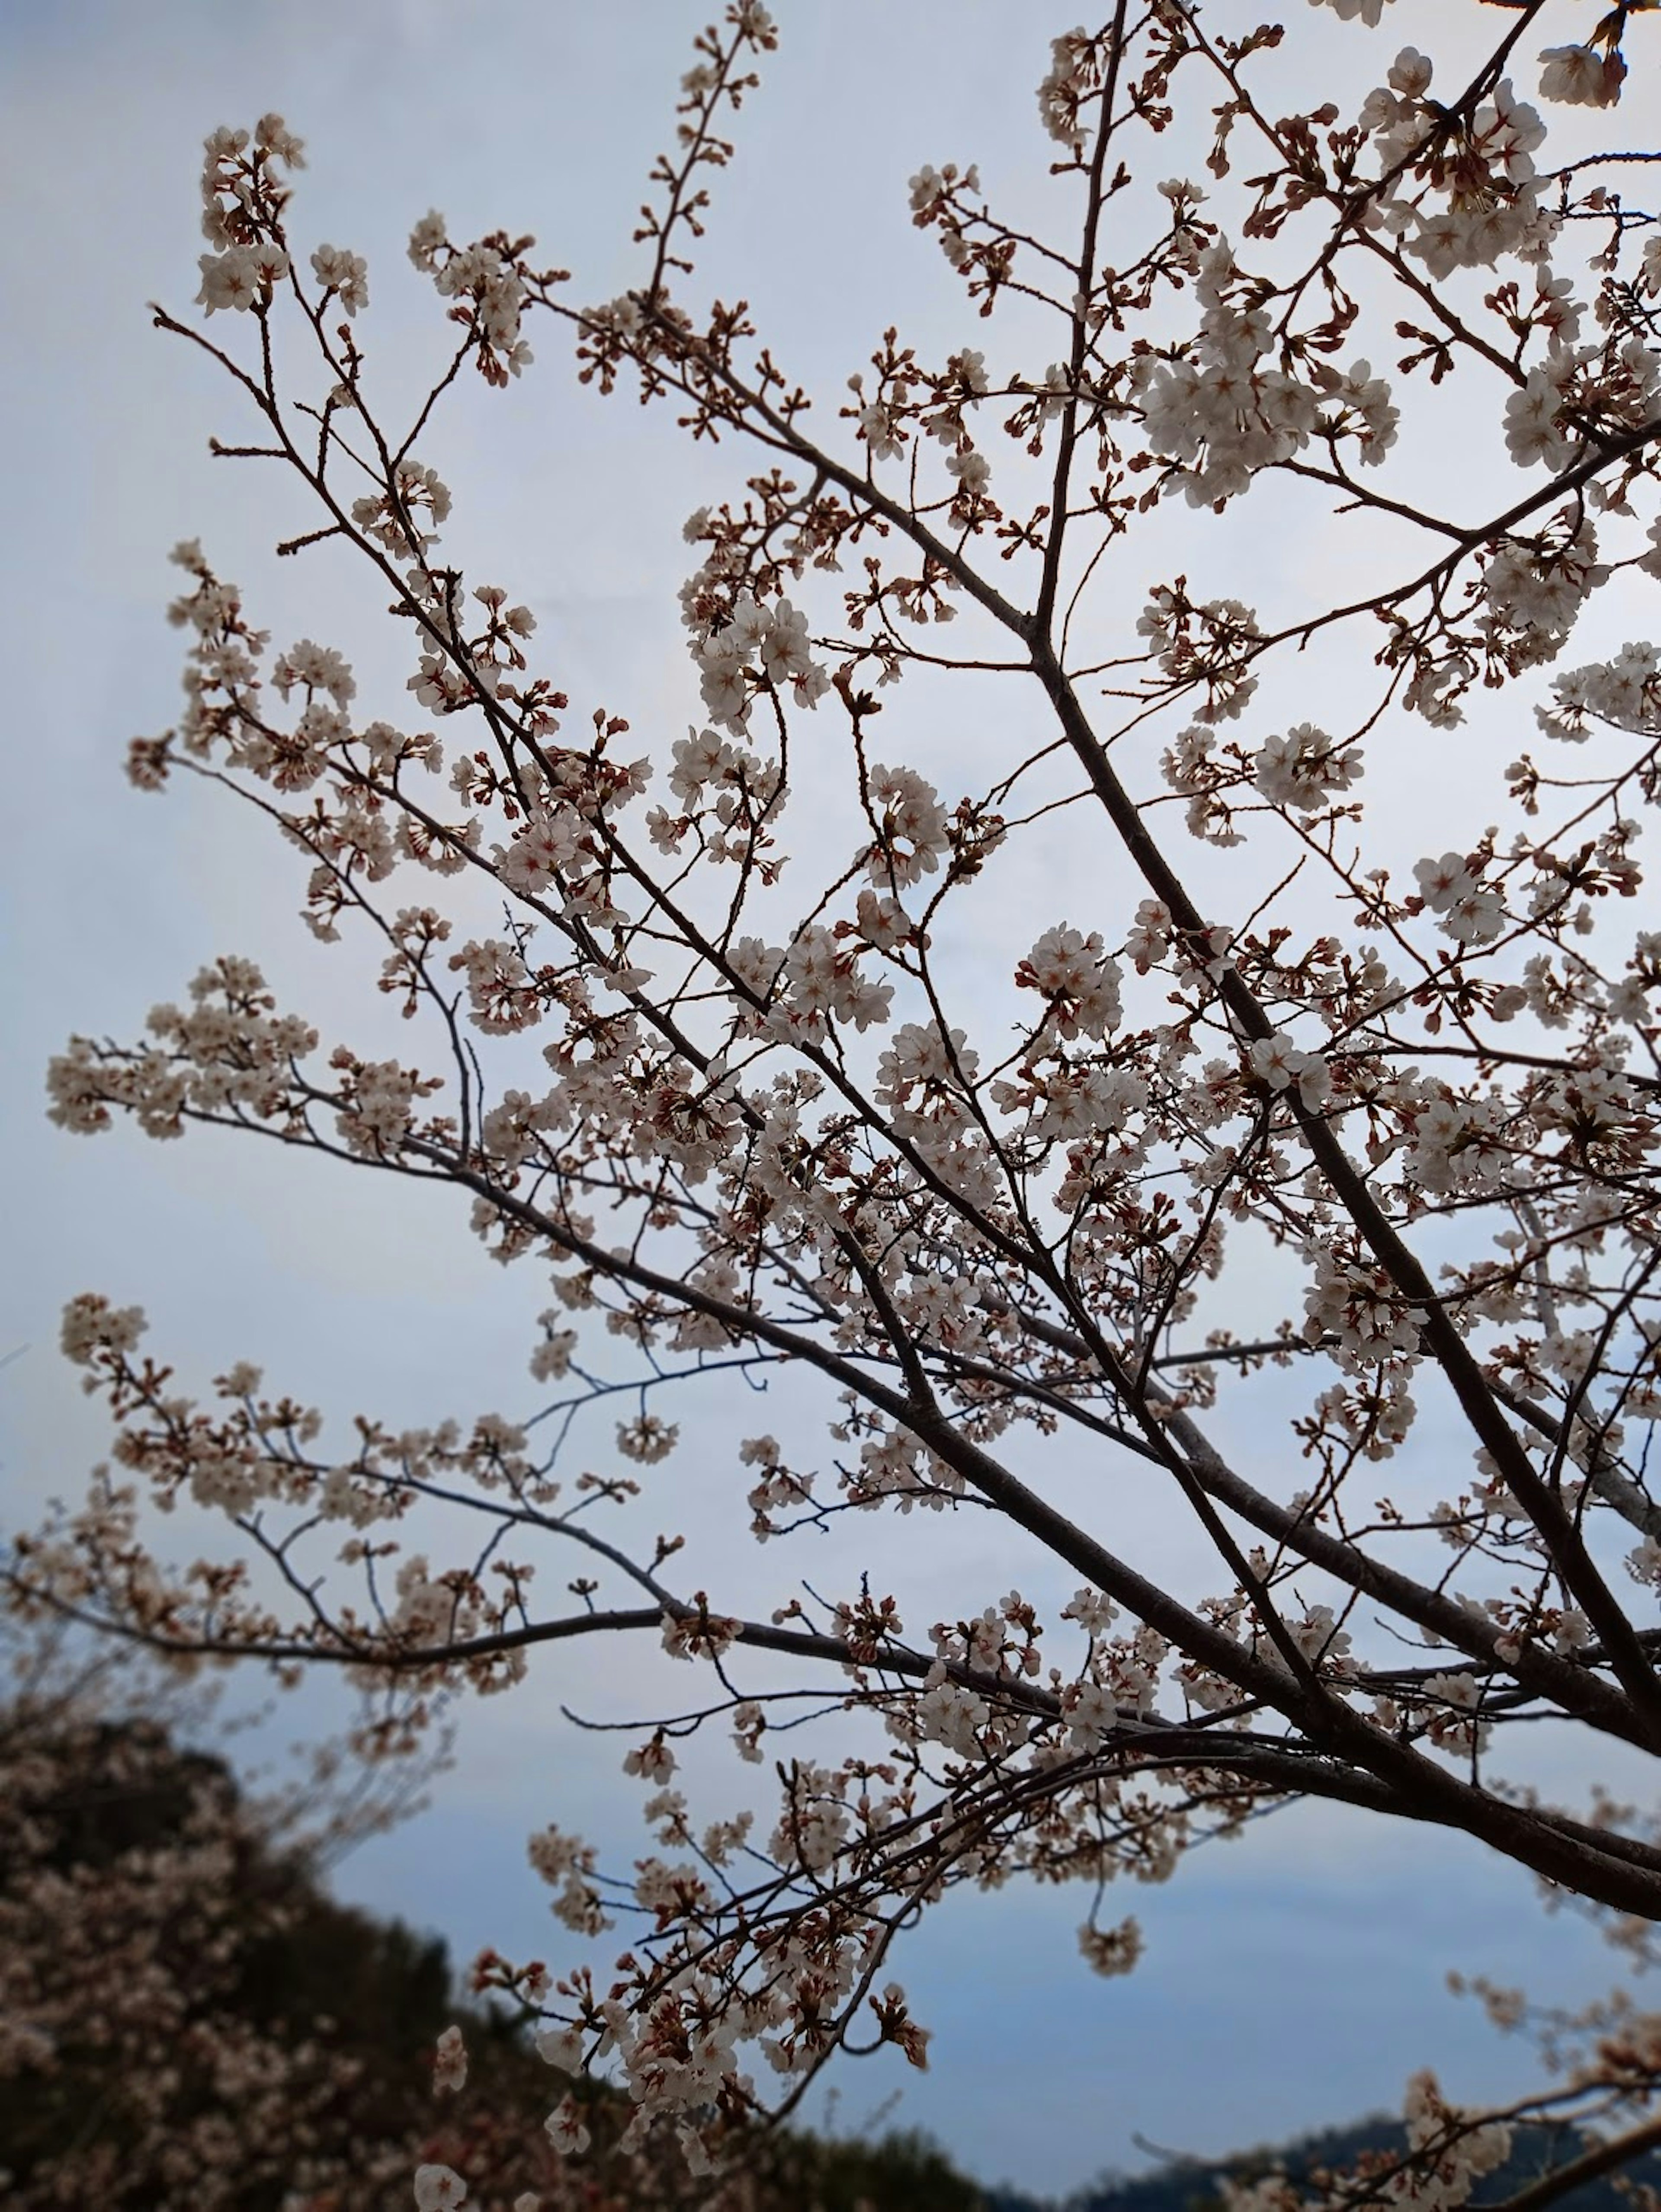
1220;2066;1512;2211
914;1673;994;1755
905;158;983;258
1303;1245;1424;1370
766;924;893;1043
193;117;305;314
1412;851;1507;948
1159;721;1247;847
859;762;952;887
311;241;369;316
1339;51;1562;281
1478;512;1606;672
355;458;453;561
58;1290;148;1373
1404;84;1553;277
1138;586;1262;725
196;238;289;314
1353;40;1435;161
1251;723;1364;815
1014;926;1125;1042
648;723;786;861
873;1020;981;1136
1247;1031;1333;1113
48;958;320;1143
1506;335;1661;474
1036;25;1115;153
1536;640;1661;743
1134;249;1401;504
526;1822;609;1940
409;215;536;382
691;589;831;730
1397;1085;1512;1199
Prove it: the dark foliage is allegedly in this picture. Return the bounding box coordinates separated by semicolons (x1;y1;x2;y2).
988;2111;1661;2212
0;1703;991;2209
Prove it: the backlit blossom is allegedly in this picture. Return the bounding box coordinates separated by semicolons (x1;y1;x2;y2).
414;2165;468;2211
1539;44;1625;108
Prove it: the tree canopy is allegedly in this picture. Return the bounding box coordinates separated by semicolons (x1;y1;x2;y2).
15;1;1661;2204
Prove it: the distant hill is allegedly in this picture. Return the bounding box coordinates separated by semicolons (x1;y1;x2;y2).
986;2110;1661;2212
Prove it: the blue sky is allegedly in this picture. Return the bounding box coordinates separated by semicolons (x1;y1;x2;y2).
3;0;1656;2197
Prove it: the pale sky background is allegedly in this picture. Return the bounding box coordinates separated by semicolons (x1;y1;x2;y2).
3;0;1660;2198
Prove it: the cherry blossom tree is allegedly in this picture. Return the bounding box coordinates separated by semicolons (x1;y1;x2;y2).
17;0;1661;2202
